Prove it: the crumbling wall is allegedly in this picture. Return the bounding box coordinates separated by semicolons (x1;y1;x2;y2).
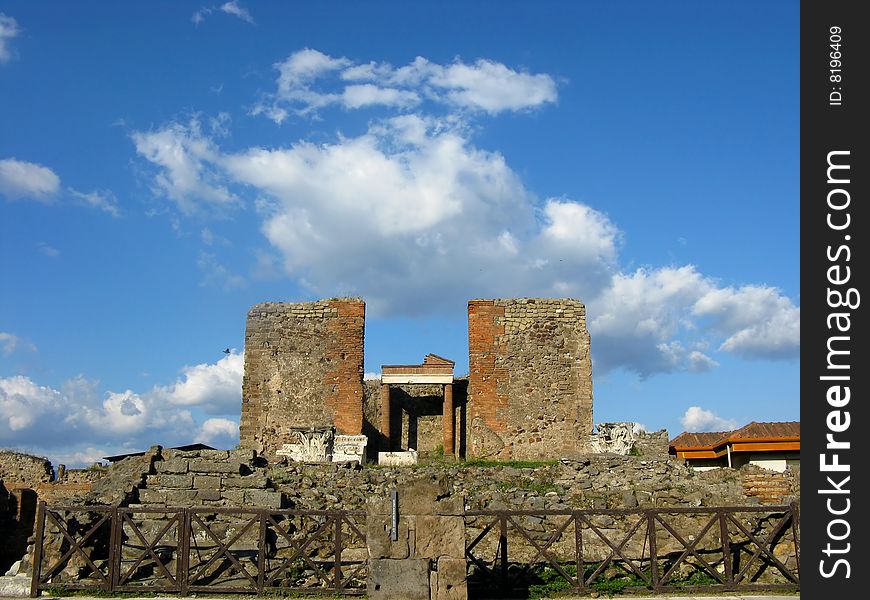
468;298;593;460
0;450;53;487
240;299;365;455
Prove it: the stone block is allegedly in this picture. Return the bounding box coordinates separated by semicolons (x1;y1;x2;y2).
223;474;268;488
415;516;464;559
378;450;418;466
229;448;256;463
138;488;167;504
194;475;221;489
164;489;198;505
155;458;189;474
189;459;244;474
245;489;283;508
221;490;246;505
197;489;222;501
436;557;467;600
150;474;193;489
368;558;430;600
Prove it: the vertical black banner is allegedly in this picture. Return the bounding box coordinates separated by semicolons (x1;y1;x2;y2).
802;0;868;596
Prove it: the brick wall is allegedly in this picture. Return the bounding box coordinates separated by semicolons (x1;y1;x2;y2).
468;298;593;460
240;299;365;455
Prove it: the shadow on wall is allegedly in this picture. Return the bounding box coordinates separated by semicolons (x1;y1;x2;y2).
362;379;468;458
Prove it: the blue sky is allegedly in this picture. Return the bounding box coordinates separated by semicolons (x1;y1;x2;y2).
0;1;799;467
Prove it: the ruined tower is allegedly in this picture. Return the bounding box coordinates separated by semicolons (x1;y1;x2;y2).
239;299;365;455
467;298;593;460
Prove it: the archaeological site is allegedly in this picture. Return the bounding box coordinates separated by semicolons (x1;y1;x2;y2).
0;297;800;598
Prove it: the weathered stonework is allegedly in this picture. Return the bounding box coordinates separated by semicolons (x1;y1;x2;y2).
468;298;593;460
240;299;365;455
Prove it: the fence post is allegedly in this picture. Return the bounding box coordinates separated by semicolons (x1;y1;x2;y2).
574;512;584;592
257;512;267;594
334;513;344;591
647;510;658;590
29;501;46;598
790;501;801;582
108;508;119;592
499;514;508;594
179;508;190;596
719;508;733;585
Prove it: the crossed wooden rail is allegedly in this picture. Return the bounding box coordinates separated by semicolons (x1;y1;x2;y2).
465;504;800;596
30;504;368;597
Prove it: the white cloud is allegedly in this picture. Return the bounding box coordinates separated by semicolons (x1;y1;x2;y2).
342;84;420;109
255;49;557;120
680;406;738;433
192;2;254;25
589;266;797;376
195;417;239;445
70;188;121;216
1;353;243;466
132;120;236;213
0;375;61;430
0;158;61;201
0;13;20;63
0;332;36;355
694;285;800;359
219;1;254;24
191;7;212;25
154;351;243;414
132;50;799;378
428;58;558;114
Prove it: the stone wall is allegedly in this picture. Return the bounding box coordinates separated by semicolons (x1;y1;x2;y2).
240;299;365;454
632;429;670;457
468;298;593;460
0;450;54;487
135;448;282;509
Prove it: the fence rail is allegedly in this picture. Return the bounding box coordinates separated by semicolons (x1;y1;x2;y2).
30;501;799;597
465;503;800;596
30;504;367;597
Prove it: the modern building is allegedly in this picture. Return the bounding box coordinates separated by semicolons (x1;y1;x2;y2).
669;421;799;472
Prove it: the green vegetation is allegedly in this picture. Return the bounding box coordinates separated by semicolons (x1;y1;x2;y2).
462;458;558;469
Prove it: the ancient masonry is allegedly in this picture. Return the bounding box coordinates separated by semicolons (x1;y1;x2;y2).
239;297;595;462
239;299;365;456
468;298;593;460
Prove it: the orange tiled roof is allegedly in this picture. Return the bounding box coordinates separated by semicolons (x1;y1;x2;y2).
669;421;799;457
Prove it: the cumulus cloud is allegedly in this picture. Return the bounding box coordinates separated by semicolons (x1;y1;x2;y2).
0;13;20;63
680;406;738;433
195;417;239;445
590;266;797;376
0;158;61;201
153;351;243;414
0;353;243;466
254;49;557;120
694;285;800;359
132;50;799;377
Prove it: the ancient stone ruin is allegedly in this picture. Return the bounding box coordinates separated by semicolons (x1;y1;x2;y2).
240;297;595;464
